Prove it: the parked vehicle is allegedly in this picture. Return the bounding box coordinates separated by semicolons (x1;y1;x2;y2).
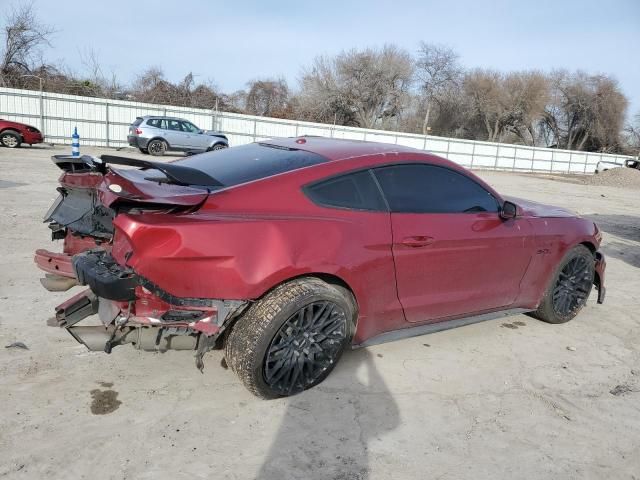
35;138;606;398
127;115;228;156
0;119;43;148
595;158;640;173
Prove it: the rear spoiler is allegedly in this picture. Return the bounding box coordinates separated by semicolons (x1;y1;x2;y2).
52;154;223;187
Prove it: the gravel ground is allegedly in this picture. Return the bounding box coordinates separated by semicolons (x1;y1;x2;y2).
1;145;639;480
586;167;640;190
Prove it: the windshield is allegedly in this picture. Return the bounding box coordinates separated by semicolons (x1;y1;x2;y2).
175;143;328;187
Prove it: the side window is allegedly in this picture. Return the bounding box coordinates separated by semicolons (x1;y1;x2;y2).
167;120;182;131
305;170;386;211
374;164;499;214
182;121;200;133
147;119;160;128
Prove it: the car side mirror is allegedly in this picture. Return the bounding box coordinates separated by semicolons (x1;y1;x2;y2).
500;200;517;220
199;129;205;134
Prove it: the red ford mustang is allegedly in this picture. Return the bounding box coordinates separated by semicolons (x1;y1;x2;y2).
35;137;606;398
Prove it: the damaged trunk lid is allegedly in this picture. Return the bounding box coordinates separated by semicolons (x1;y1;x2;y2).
45;154;215;240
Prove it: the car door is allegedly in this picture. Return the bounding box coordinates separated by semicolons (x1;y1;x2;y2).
181;121;209;151
373;163;535;324
164;119;189;148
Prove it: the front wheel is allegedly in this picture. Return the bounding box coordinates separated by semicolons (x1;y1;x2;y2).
225;278;355;398
0;130;21;148
531;245;595;324
210;143;228;151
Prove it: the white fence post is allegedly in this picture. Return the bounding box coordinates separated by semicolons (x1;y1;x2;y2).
105;103;110;147
39;90;45;139
470;143;476;168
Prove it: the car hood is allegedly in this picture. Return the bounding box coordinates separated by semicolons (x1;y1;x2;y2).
506;196;578;218
202;130;227;138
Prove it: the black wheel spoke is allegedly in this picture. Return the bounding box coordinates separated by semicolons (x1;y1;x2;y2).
552;255;593;316
264;300;347;395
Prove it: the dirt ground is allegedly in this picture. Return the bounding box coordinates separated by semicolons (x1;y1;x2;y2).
1;144;639;480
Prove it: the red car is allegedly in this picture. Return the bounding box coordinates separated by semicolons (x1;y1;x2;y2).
0;119;44;148
35;138;606;398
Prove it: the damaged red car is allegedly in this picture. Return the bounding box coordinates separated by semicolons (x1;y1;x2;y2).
35;137;606;398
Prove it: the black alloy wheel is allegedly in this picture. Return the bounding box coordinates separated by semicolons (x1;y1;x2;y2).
530;245;595;324
552;255;592;316
224;277;355;398
264;300;347;396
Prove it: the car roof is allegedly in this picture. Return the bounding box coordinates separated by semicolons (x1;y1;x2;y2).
139;115;190;122
263;136;452;165
258;136;502;199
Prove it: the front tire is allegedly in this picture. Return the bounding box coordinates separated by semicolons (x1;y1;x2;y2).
147;139;167;156
0;130;21;148
210;143;228;151
531;245;595;324
225;278;355;399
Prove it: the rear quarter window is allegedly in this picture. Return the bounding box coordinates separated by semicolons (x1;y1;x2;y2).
304;170;386;211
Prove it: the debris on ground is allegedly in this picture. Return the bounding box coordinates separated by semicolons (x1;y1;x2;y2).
566;346;577;351
5;342;28;350
610;384;634;396
585;167;640;190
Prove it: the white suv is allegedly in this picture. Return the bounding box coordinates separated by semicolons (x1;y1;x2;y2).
127;116;229;156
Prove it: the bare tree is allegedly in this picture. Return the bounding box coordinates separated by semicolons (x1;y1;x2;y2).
623;112;640;155
0;2;54;86
77;48;123;98
500;71;550;145
245;78;291;117
462;69;550;144
463;69;507;141
298;45;413;129
415;43;462;134
541;71;628;151
131;67;178;104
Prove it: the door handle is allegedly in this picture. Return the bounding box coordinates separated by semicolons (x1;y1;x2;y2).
401;236;435;247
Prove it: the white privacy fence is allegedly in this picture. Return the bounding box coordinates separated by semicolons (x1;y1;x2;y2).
0;86;633;174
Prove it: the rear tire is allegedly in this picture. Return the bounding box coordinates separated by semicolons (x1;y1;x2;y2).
0;130;21;148
531;245;594;324
147;139;167;156
225;278;355;399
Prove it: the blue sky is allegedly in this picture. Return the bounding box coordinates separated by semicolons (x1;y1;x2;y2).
31;0;640;117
